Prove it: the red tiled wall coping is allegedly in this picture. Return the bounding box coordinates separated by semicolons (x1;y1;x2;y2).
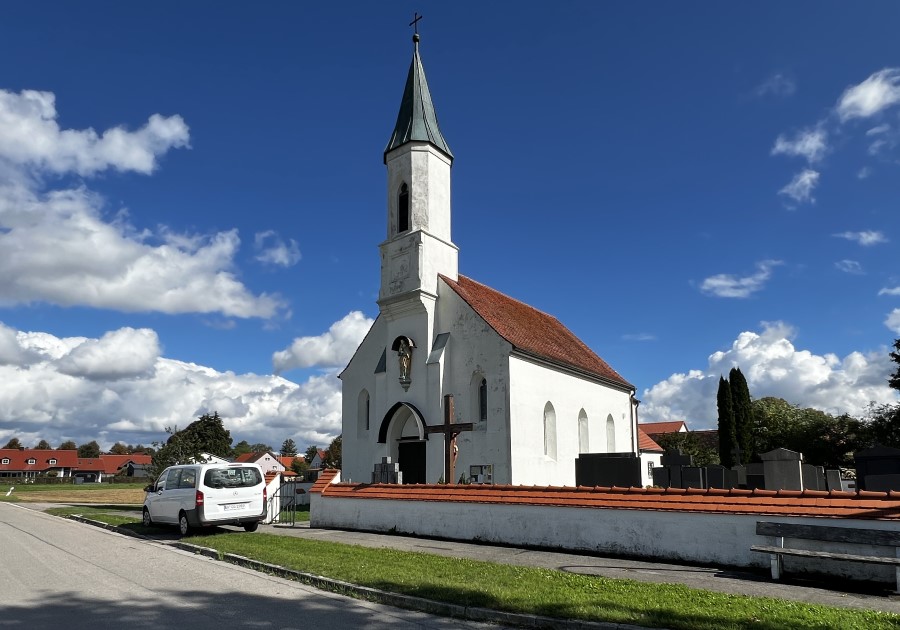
318;480;900;520
310;468;339;494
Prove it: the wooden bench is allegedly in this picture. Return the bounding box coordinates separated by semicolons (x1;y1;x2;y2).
751;521;900;592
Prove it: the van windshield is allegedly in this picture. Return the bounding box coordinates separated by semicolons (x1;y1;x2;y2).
204;467;262;488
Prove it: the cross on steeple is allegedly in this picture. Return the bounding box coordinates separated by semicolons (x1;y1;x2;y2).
409;12;423;34
425;395;474;484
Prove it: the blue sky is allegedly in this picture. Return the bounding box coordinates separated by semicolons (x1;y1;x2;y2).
1;3;899;451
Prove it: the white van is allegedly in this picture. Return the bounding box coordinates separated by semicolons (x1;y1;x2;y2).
143;462;267;535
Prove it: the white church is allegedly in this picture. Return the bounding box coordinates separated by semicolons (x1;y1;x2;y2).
340;32;643;487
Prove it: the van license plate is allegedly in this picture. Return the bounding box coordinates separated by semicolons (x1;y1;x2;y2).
224;502;249;511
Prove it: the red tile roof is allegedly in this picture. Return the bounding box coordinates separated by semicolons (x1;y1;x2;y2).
76;454;152;474
440;275;632;389
319;482;900;520
234;453;256;463
638;428;663;452
639;421;687;435
278;456;301;469
0;448;79;472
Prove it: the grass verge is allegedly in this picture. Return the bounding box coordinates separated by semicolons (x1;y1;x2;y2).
47;508;899;629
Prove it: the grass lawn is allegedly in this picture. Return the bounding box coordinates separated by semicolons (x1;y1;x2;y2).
45;508;899;629
0;482;146;504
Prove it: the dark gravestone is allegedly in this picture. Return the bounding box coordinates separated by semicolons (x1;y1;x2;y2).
746;463;765;490
825;469;842;492
801;464;826;491
761;448;804;491
575;453;642;487
681;466;707;489
651;466;670;488
865;474;900;492
661;449;693;467
732;464;747;488
815;466;826;491
854;445;900;491
372;456;403;484
706;465;726;489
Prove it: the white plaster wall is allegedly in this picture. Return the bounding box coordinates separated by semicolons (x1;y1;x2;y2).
508;356;635;486
312;493;898;584
641;452;663;487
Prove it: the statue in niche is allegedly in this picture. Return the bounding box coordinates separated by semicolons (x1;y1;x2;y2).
398;338;412;389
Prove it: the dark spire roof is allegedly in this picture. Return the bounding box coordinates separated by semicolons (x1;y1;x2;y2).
384;34;453;162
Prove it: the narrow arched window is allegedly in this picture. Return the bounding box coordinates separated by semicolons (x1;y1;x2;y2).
398;183;409;233
479;377;487;421
543;402;557;460
358;390;370;432
606;414;616;453
578;409;589;454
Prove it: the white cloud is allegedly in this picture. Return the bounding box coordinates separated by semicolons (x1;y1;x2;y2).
254;230;301;268
778;169;819;204
837;68;900;121
700;260;782;299
0;90;189;176
0;89;283;318
834;259;863;274
887;309;900;334
273;311;374;373
771;128;827;163
857;166;872;179
833;230;887;246
879;287;900;297
0;322;341;451
755;73;796;98
641;322;898;429
866;124;890;136
622;333;656;342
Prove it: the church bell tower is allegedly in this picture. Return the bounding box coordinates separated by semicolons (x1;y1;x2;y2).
379;31;458;315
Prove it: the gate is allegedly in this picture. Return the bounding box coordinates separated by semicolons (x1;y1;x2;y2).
267;480;308;526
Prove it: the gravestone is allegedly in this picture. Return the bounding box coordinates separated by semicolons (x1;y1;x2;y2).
575;452;642;487
681;466;707;489
372;456;403;484
746;462;765;490
825;469;842;492
761;448;804;490
706;465;726;489
864;474;900;492
651;466;670;488
801;464;826;491
854;445;900;491
732;464;747;488
661;449;694;467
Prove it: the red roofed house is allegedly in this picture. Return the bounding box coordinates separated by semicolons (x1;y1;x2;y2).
638;420;688;438
339;35;640;487
0;448;79;479
234;451;286;473
75;454;153;482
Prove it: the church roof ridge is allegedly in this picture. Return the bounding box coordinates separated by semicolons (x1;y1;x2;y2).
440;274;633;390
384;34;453;162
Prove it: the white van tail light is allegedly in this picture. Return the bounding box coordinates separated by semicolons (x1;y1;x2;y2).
263;486;267;504
196;490;205;506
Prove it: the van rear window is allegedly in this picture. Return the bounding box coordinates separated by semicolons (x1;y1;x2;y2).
204;467;262;488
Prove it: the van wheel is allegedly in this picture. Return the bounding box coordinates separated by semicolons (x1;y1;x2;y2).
178;512;190;536
142;508;152;527
243;522;259;533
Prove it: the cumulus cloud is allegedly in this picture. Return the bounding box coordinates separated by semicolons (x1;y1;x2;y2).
879;287;900;297
887;309;900;334
254;230;301;268
273;311;374;373
755;73;796;98
641;322;899;429
700;260;782;299
834;259;863;275
0;89;283;318
778;169;819;204
771;128;827;163
833;230;887;246
837;68;900;121
0;322;341;451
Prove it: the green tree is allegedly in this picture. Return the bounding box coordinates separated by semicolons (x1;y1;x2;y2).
280;438;298;457
109;442;129;455
324;435;342;469
3;437;22;449
249;443;273;454
889;338;900;392
865;403;900;448
231;440;253;458
291;458;310;477
729;367;753;463
77;441;101;458
58;440;77;451
34;439;52;450
150;412;233;478
717;376;736;468
305;444;319;465
653;432;719;466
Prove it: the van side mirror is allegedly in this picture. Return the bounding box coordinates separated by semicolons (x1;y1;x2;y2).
144;484;155;493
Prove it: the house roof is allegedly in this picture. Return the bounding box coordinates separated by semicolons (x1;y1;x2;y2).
638;428;664;453
440;275;632;389
234;453;257;463
278;456;300;469
639;421;687;435
76;454;152;474
0;448;79;471
384;34;452;161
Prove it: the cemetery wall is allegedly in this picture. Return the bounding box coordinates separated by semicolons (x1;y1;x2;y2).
310;470;900;585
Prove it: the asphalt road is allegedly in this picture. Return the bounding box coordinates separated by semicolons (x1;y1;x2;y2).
0;502;507;629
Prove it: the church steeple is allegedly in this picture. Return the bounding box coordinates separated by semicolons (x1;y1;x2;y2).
384;33;453;162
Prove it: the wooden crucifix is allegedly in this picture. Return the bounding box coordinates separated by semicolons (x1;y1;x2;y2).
426;394;474;484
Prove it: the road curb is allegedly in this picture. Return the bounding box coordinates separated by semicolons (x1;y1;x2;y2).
169;540;656;630
68;515;149;539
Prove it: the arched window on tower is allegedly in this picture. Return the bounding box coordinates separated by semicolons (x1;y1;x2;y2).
578;409;589;454
398;183;410;233
479;377;487;422
606;414;616;453
543;402;557;460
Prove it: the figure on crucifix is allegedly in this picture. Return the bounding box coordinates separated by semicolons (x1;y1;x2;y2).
426;394;473;484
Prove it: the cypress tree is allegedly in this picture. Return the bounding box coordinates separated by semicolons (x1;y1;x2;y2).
717;376;736;468
729;367;753;464
889;338;900;392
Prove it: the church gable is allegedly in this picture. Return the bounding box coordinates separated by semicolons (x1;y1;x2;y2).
439;274;632;389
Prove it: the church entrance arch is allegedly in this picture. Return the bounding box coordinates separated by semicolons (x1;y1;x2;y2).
378;402;428;484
